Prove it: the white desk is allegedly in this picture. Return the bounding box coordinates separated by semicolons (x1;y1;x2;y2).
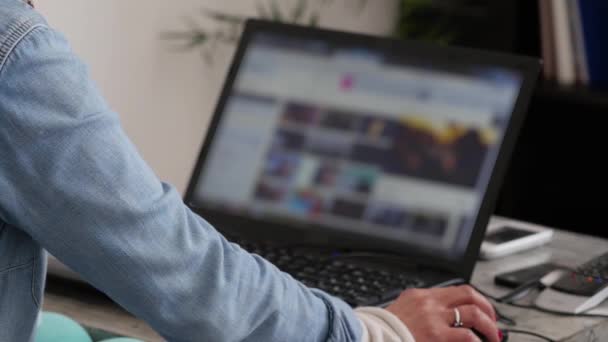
474;217;608;341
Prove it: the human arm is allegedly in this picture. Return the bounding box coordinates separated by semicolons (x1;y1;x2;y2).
0;6;500;342
0;18;360;342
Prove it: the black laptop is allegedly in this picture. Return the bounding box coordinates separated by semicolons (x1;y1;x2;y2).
184;19;540;307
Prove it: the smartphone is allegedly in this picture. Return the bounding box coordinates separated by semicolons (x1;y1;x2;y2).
480;221;553;260
494;263;564;288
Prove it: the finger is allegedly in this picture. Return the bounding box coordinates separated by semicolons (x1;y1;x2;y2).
453;305;500;342
433;285;496;321
449;328;482;342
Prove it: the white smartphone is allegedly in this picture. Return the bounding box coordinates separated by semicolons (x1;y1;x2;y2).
480;220;554;260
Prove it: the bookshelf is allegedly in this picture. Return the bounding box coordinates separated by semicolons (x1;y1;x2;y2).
536;81;608;110
487;1;608;237
394;0;607;236
400;0;606;237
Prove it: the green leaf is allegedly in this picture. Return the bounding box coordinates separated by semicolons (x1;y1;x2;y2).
291;0;308;23
186;32;209;49
159;31;197;41
270;0;284;21
159;29;210;50
201;8;246;25
309;12;320;27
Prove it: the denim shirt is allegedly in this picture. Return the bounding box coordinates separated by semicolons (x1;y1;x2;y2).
0;1;361;341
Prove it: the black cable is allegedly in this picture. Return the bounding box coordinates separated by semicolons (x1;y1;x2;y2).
499;301;608;319
504;329;555;342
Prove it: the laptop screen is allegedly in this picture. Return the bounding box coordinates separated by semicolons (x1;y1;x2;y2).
189;31;524;259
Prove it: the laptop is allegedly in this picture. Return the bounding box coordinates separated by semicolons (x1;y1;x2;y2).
182;19;540;307
48;19;539;307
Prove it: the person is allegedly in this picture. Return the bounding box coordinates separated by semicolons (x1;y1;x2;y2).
0;1;501;341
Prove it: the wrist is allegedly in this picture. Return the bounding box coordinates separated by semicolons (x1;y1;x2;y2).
355;307;416;342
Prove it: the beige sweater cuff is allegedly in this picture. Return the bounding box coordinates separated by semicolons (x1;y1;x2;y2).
355;307;416;342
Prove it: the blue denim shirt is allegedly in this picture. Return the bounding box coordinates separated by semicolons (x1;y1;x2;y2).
0;1;362;341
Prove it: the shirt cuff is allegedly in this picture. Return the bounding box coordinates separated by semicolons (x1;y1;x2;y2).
355;307;416;342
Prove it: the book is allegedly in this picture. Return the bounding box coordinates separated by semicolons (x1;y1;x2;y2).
568;0;589;85
578;0;608;88
551;0;576;85
538;0;556;79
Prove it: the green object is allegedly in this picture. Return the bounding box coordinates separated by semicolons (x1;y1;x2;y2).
395;0;456;44
35;312;93;342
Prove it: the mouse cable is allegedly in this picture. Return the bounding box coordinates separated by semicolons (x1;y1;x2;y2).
503;329;555;342
469;284;608;342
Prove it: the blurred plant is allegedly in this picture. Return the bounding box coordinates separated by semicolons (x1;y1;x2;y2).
395;0;491;45
395;0;455;44
164;0;367;62
164;0;487;62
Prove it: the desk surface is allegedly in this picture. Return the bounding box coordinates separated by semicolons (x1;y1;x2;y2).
474;217;608;342
44;218;608;342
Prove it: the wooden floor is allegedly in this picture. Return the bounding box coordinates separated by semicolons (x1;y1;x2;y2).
43;278;163;341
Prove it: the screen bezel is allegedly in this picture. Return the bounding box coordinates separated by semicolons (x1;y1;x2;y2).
184;19;540;281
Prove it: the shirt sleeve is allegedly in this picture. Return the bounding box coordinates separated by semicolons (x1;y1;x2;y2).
356;307;416;342
0;23;361;342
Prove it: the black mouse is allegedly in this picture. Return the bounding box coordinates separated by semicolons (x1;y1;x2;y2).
473;329;509;342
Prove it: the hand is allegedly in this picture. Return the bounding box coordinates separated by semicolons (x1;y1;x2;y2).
386;285;500;342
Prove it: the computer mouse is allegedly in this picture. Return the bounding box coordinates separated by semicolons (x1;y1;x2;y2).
473;328;509;342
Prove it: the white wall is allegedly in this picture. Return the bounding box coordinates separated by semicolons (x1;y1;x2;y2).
36;0;398;193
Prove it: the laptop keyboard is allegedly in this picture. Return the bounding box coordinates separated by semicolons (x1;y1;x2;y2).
233;238;425;306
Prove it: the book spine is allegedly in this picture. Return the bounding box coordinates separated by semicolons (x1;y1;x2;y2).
568;0;589;85
578;0;608;88
538;0;556;80
552;0;576;85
